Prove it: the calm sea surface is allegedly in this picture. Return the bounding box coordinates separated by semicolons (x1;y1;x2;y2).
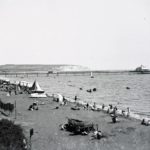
7;73;150;118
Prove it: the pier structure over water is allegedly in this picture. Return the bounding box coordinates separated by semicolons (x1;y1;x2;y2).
0;71;50;77
0;70;132;77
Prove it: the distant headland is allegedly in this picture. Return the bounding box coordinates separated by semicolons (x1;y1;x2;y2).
0;64;90;73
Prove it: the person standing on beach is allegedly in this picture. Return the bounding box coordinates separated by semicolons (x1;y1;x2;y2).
30;128;34;139
63;96;67;105
8;89;11;96
93;102;96;109
74;95;77;102
86;103;89;110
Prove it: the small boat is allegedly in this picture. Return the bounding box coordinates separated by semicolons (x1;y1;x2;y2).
30;93;47;98
65;118;95;134
90;72;94;78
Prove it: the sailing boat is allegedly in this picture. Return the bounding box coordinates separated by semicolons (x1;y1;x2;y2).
90;72;94;78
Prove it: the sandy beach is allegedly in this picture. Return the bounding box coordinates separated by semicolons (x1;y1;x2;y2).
0;90;150;150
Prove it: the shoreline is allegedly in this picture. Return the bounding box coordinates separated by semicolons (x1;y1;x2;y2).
0;77;150;121
64;98;148;121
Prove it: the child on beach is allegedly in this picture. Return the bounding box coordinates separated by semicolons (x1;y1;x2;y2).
93;102;96;109
141;118;150;126
74;95;77;102
86;103;89;110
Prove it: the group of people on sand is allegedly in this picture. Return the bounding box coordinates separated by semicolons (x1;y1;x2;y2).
53;93;150;127
28;101;39;111
0;81;32;96
141;118;150;126
86;88;97;93
52;94;68;108
100;104;131;123
78;101;150;126
60;118;105;140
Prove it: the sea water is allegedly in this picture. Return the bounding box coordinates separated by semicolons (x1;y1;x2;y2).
6;73;150;119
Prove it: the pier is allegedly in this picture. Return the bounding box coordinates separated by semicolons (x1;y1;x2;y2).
0;70;132;78
0;72;49;77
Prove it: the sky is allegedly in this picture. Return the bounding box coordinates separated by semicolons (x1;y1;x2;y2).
0;0;150;70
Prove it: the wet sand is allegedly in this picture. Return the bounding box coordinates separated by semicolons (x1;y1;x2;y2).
0;91;150;150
